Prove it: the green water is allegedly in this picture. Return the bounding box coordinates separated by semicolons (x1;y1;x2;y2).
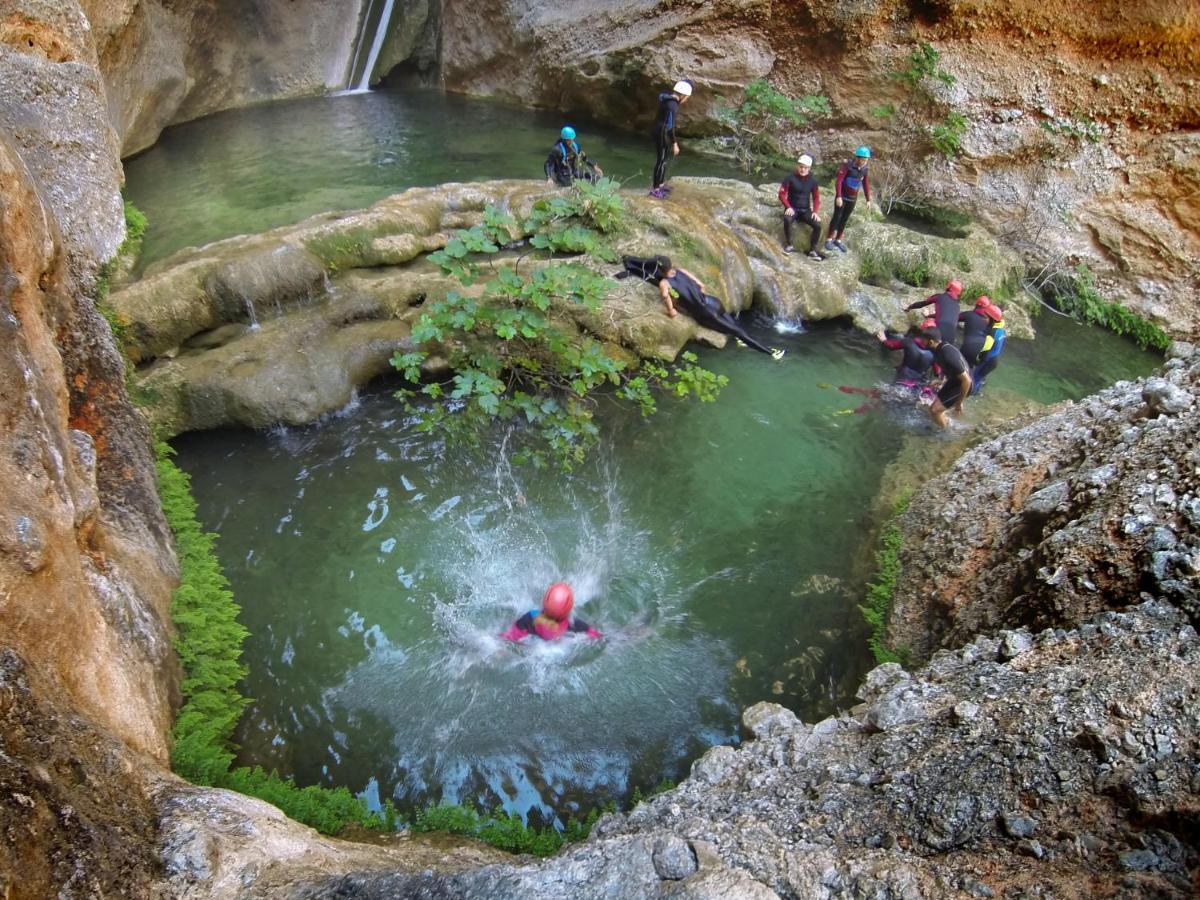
172;312;1157;824
123;89;747;271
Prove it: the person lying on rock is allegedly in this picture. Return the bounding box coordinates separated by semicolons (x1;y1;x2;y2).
615;255;785;360
921;325;972;428
779;154;825;260
544;126;602;187
500;582;601;641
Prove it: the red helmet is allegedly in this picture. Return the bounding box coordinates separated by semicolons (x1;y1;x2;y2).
542;582;574;621
974;294;991;307
919;318;938;331
946;280;964;298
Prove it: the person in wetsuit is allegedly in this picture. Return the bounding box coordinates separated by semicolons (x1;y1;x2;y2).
544;126;603;187
650;80;692;197
824;146;872;252
779;154;824;259
969;298;1006;395
877;326;934;389
616;255;785;359
906;279;964;343
500;582;601;642
957;294;998;366
921;326;972;428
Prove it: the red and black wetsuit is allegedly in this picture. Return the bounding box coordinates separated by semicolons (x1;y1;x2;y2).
826;159;870;241
907;290;961;342
934;342;969;406
958;308;995;364
778;173;821;251
652;92;680;189
501;609;598;641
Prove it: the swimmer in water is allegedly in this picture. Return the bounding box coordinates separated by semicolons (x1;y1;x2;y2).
500;582;602;641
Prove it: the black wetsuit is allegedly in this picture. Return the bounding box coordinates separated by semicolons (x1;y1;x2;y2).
908;290;961;343
545;138;594;187
652;92;680;189
934;342;969;406
958;308;994;364
666;271;773;354
884;334;934;383
779;173;821;250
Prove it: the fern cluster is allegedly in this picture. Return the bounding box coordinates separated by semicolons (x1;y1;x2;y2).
156;441;393;833
858;492;913;666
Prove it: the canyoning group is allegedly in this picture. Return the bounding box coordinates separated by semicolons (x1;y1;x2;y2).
544;78;1008;430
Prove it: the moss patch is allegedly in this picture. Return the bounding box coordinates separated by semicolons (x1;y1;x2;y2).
859;491;912;666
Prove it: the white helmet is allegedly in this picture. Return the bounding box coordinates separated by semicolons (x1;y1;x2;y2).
798;154;813;166
673;80;693;97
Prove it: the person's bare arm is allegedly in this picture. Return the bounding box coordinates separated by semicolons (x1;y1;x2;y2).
658;279;678;317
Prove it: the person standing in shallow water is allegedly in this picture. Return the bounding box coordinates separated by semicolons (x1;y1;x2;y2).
649;79;692;198
824;146;872;252
779;154;824;260
500;583;601;641
544;126;602;187
921;325;972;428
906;279;964;343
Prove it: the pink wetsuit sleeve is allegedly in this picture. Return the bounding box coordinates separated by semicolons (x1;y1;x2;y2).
835;165;847;200
586;627;602;639
500;623;529;641
881;337;903;350
778;181;790;210
812;185;820;215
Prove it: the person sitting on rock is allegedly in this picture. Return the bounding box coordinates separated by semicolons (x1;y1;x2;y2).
501;582;601;641
779;154;824;260
921;325;972;428
906;279;964;343
823;146;872;252
615;255;785;360
545;126;602;187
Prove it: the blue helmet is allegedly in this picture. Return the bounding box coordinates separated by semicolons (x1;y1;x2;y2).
561;126;576;140
855;145;871;158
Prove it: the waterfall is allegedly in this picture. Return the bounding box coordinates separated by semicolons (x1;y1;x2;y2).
343;0;398;94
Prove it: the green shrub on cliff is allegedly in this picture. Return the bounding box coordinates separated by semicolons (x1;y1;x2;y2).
1045;263;1169;353
392;184;727;470
859;491;912;666
714;80;831;174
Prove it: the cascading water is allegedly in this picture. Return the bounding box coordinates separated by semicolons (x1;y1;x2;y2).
343;0;398;94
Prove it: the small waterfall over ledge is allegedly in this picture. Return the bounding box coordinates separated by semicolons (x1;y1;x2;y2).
343;0;399;94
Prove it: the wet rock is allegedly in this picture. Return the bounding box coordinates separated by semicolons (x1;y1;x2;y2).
1001;813;1037;838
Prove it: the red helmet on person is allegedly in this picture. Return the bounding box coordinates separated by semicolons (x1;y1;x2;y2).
542;582;574;621
976;295;1003;322
920;318;938;331
946;280;964;299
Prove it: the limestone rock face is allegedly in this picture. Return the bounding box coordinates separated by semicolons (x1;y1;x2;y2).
79;0;365;154
887;346;1200;663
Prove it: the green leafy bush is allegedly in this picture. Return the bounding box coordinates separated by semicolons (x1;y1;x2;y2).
412;802;608;857
714;79;831;174
1047;264;1169;352
393;184;728;469
930;111;968;159
859;492;912;666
